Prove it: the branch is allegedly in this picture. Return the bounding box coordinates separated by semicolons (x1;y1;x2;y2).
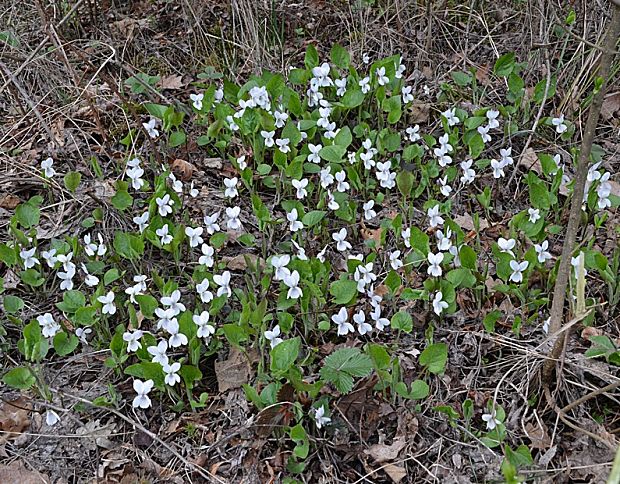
542;4;620;384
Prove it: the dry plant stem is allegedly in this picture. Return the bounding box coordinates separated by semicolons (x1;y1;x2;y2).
543;386;616;450
542;4;620;384
561;380;620;414
52;388;226;484
0;0;86;95
0;60;57;148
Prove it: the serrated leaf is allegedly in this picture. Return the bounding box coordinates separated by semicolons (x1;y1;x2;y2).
320;348;373;394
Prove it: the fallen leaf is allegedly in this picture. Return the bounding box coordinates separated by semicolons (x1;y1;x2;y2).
74;419;116;450
169;159;196;182
517;147;541;174
0;194;21;209
383;463;407;483
157;75;184;90
0;396;31;445
360;227;383;249
215;346;252;392
538;445;557;466
0;461;50;484
223;253;263;271
453;213;489;232
365;436;407;463
204;157;224;170
581;326;603;341
475;63;491;85
525;421;551;449
601;91;620;121
407;102;430;124
2;269;20;290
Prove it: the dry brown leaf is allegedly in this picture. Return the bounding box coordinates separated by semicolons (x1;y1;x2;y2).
364;436;407;463
609;180;620;197
407;102;430;124
360;227;383;249
601;91;620;121
525;421;551;449
0;194;21;209
169;159;196;182
581;326;603;341
0;461;50;484
204;157;224;170
158;74;184;90
518;147;542;174
215;346;253;392
383;463;407;483
475;63;491;85
223;253;263;271
0;396;31;445
453;213;489;232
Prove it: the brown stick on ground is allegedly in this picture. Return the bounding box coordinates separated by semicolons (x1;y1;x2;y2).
542;4;620;384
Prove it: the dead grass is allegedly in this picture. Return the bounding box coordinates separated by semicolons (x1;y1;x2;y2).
1;1;619;483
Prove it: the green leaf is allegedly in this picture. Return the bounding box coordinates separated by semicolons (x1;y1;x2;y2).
320;347;373;394
104;268;121;286
75;306;97;325
20;269;45;287
179;364;202;387
56;290;85;313
222;324;248;347
419;343;448;374
302;210;326;227
451;71;472;87
111;183;133;211
341;88;365;108
527;172;550;210
319;145;346;163
168;130;186;147
290;423;309;459
3;295;24;314
113;231;144;260
391;311;412;333
396;170;414;198
270;337;301;373
125;73;160;94
144;103;168;119
0;243;17;266
63;171;81;192
409;380;430;399
483;310;502;333
329;279;357;304
459;246;477;270
2;367;35;390
396;379;430;400
446;268;476;288
330;44;350;69
15;201;40;228
494;52;516;77
304;44;319;69
367;343;390;370
288;68;310;85
53;331;79;356
334;126;352;149
124;362;165;386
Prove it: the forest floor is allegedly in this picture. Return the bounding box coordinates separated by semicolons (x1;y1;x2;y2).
1;1;620;483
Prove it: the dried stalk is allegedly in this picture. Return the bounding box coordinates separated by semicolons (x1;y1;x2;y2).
542;4;620;382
